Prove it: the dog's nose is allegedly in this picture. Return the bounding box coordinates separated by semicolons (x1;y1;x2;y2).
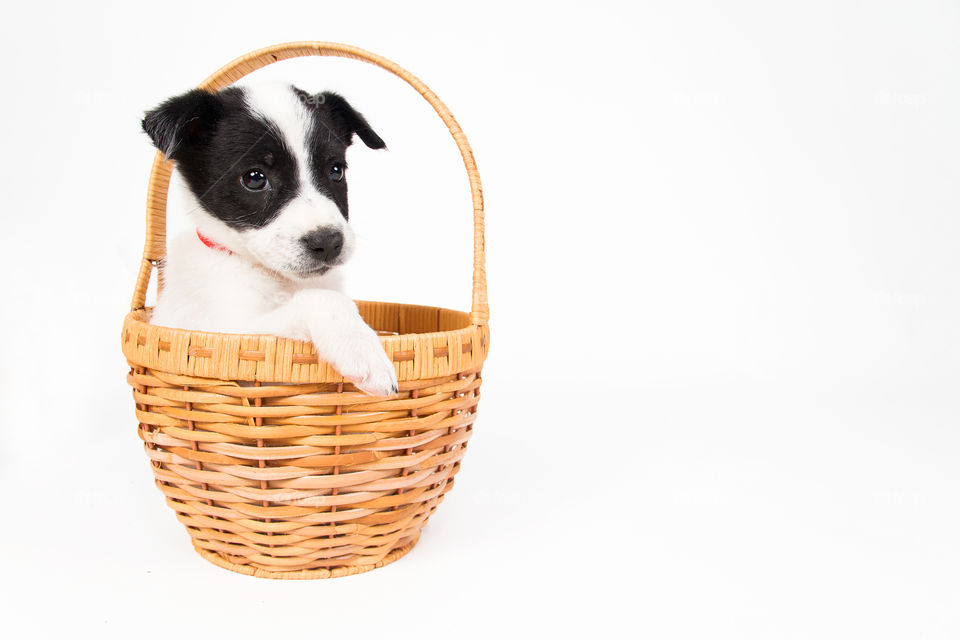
301;228;343;261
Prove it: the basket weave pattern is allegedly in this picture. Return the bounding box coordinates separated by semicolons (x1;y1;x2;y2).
122;43;489;578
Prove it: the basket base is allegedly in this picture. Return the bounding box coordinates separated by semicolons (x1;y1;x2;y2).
192;534;420;580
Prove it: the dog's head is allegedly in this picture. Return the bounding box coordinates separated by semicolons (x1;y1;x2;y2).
142;84;385;279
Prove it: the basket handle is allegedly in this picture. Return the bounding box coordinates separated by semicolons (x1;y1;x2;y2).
131;41;488;326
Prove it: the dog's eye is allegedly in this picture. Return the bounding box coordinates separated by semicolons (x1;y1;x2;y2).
240;169;269;191
329;163;345;183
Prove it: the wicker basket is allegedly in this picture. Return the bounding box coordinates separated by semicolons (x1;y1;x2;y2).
121;42;489;579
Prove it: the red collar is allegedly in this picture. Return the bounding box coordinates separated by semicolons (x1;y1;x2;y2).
197;229;234;255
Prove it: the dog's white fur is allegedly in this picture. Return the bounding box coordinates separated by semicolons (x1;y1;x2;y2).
150;84;398;396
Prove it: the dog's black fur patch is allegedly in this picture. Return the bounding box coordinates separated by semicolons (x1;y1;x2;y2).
142;85;385;229
294;89;386;220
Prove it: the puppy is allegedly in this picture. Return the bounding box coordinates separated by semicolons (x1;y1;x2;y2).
141;83;398;396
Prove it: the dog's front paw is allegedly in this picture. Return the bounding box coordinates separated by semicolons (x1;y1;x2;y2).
333;330;399;397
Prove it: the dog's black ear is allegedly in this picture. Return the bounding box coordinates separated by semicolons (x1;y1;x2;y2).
141;89;224;159
319;91;387;150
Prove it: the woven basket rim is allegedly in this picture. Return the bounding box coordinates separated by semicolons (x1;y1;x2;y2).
122;300;489;384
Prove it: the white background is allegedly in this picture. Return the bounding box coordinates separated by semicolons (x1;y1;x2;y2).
1;1;958;637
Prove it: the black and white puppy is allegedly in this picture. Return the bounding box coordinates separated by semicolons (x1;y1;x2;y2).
141;83;398;396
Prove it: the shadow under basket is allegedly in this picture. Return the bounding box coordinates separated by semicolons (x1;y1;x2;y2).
122;43;490;579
